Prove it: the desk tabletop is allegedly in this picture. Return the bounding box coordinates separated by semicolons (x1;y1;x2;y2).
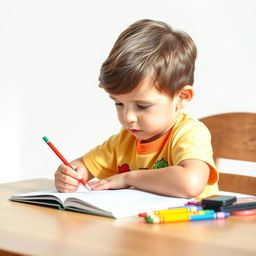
0;179;255;256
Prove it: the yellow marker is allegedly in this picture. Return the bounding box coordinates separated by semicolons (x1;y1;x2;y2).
138;206;205;217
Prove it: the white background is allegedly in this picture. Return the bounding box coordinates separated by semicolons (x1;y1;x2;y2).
0;0;255;183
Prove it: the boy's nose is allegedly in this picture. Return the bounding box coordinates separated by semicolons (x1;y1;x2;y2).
123;109;137;123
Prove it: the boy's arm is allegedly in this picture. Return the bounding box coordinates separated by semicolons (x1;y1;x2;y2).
127;159;210;197
89;159;210;198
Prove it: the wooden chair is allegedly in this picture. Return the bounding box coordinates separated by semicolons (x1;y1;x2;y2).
199;112;256;195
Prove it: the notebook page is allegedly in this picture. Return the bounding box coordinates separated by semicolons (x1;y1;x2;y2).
66;188;191;218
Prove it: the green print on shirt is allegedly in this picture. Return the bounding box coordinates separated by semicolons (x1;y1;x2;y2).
153;158;168;169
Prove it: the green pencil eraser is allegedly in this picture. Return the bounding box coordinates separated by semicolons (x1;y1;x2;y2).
43;136;49;143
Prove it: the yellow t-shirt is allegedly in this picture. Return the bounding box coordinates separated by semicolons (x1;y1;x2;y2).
83;112;219;198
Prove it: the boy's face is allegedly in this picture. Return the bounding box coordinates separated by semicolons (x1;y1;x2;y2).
110;76;181;142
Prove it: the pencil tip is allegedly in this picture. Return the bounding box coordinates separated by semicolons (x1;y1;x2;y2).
84;184;92;193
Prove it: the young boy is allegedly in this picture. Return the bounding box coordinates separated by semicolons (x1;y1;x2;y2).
55;19;218;198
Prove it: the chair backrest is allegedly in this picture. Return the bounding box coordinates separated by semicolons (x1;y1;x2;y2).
199;112;256;195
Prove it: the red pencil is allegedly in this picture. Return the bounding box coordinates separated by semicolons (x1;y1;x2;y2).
43;136;92;192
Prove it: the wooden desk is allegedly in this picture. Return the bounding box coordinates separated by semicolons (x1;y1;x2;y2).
0;179;255;256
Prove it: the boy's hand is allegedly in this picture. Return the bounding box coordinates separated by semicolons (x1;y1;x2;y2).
89;173;130;191
54;164;85;193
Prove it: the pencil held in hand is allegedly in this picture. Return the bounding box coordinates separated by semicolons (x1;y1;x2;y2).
42;136;92;192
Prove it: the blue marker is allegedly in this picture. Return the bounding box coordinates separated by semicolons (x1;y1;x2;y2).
190;212;230;221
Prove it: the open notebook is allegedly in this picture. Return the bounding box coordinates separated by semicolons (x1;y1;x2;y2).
10;187;193;219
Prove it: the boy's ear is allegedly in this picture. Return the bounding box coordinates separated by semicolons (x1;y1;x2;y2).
175;85;194;110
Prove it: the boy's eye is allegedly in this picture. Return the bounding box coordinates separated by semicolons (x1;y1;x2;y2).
114;102;151;110
137;104;151;110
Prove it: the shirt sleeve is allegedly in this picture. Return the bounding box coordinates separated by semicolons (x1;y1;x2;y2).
171;121;218;185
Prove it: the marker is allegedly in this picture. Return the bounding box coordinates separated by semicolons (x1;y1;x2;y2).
145;212;230;224
138;206;204;217
42;136;92;192
186;201;196;205
140;210;214;218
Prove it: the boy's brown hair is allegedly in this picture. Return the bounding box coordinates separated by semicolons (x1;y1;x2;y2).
99;19;197;98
